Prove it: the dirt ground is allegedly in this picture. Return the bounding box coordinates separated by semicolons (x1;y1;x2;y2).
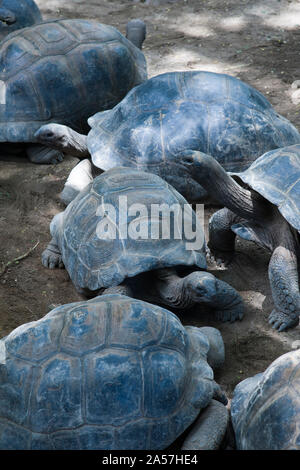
0;0;300;408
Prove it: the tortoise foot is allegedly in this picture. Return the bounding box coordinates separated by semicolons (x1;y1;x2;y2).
42;247;64;269
215;303;244;323
268;309;299;332
27;145;64;164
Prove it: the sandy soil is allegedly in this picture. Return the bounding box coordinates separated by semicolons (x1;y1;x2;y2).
0;0;299;408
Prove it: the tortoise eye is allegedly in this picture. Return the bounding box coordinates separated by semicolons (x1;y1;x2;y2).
184;156;194;165
45;131;54;139
182;153;194;165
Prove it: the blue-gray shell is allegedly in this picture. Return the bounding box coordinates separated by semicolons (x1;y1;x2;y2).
231;349;300;450
0;294;215;450
0;0;42;40
231;144;300;232
52;167;206;292
87;71;300;178
0;19;146;142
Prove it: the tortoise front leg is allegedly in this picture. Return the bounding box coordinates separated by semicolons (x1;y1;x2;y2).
41;239;64;269
268;245;300;331
26;144;64;164
42;213;65;269
208;208;241;265
60;159;103;205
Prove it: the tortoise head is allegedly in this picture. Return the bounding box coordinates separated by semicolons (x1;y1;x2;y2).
0;7;16;25
0;1;42;38
184;271;218;304
35;124;75;152
35;124;89;158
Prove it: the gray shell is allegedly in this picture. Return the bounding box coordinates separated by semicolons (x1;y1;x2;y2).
0;294;215;449
232;144;300;232
0;19;146;142
52;167;206;292
231;349;300;450
86;71;300;201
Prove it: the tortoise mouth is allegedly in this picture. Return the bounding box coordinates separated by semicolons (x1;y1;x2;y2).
0;13;16;26
0;19;16;26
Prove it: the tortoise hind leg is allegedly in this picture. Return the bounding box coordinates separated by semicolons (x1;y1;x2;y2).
181;399;229;450
26;144;64;164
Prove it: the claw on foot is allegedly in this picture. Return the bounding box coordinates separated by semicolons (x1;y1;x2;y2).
27;146;64;164
215;306;244;323
42;248;64;269
268;309;299;332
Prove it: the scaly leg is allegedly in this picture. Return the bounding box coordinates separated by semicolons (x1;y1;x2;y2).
208;208;241;265
26;144;64;164
41;239;64;269
268;245;299;331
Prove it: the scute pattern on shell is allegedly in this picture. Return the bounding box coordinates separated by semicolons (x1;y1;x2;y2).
55;167;206;292
87;71;300;178
231;349;300;450
0;19;146;142
0;294;215;449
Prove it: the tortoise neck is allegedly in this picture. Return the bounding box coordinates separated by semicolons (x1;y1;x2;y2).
192;153;271;222
66;129;89;158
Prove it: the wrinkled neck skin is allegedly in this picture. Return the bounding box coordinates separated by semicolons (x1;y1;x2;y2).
62;128;89;158
191;153;271;222
188;153;299;259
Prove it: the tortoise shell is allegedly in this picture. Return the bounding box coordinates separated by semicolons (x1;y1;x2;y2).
0;19;146;142
232;144;300;232
0;294;215;449
86;71;300;200
0;0;42;40
52;167;206;292
231;349;300;450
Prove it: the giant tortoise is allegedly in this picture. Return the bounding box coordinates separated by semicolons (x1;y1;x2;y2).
0;294;228;450
42;167;244;323
164;146;300;332
35;71;300;201
231;348;300;450
0;18;146;164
